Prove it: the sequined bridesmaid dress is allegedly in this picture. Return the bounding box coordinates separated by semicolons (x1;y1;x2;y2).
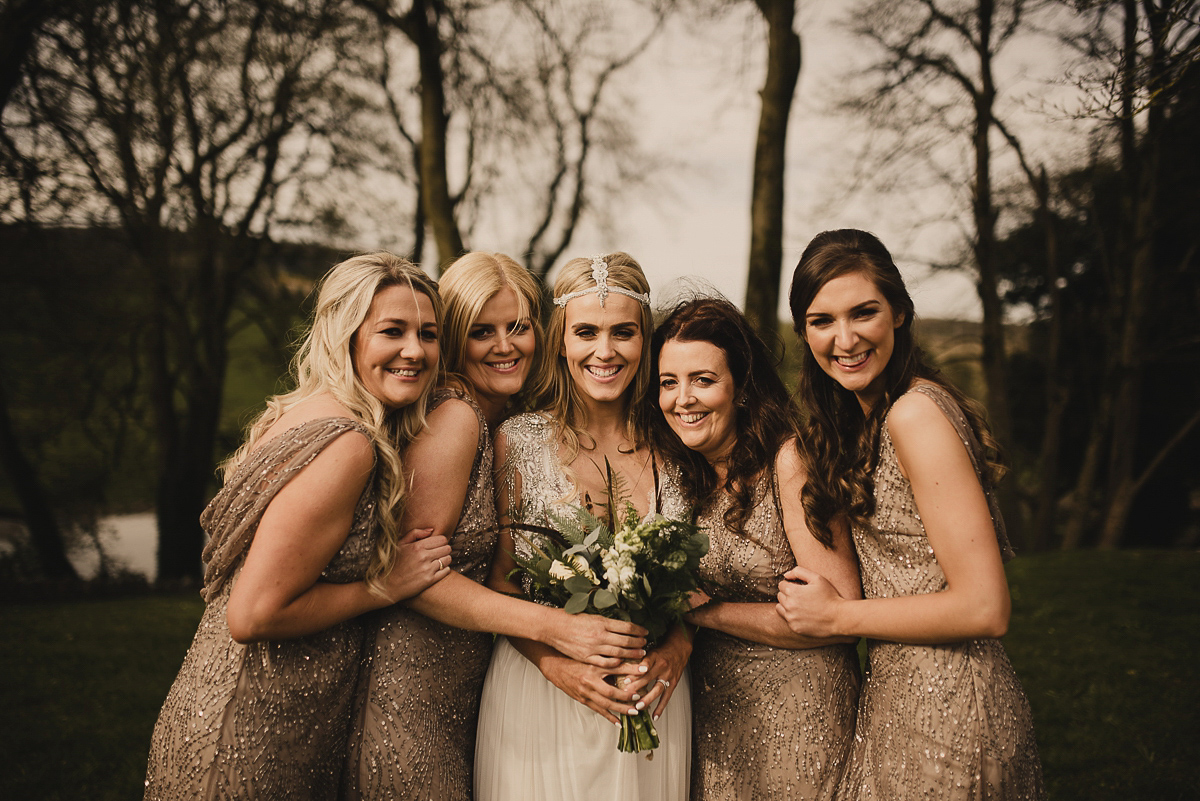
144;418;378;801
341;389;498;801
690;471;860;801
838;384;1044;800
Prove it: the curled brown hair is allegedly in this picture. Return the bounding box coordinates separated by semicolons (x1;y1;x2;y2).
788;229;1004;545
650;297;804;541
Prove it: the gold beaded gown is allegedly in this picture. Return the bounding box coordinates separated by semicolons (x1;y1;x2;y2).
839;384;1044;800
474;412;693;801
690;469;860;801
341;389;498;801
144;418;378;801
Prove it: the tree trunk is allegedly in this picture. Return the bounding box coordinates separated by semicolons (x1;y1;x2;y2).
408;0;463;270
1028;168;1067;551
969;0;1022;544
0;373;79;579
1098;0;1159;548
141;236;231;583
744;0;800;339
1060;392;1110;549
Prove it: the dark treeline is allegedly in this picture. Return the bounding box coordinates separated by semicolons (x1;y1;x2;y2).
1;0;1197;585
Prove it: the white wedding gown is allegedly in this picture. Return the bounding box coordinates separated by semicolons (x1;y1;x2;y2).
474;413;692;801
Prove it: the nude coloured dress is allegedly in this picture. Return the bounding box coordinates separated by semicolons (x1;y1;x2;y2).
474;412;692;801
341;389;498;801
838;384;1044;800
690;472;860;801
144;418;377;801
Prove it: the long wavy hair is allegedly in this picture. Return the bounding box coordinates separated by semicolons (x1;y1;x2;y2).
438;251;548;415
789;229;1004;545
650;296;805;540
532;252;655;461
223;251;443;596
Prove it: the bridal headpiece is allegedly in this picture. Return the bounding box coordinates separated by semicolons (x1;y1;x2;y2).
553;256;651;309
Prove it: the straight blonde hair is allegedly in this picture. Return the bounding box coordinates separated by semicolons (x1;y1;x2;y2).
533;252;654;462
438;251;547;414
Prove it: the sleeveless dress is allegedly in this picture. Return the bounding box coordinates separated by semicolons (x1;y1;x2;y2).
144;417;378;801
341;389;498;800
691;470;860;801
838;384;1044;800
474;412;693;801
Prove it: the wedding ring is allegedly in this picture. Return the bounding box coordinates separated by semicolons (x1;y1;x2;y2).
438;558;446;570
657;678;670;689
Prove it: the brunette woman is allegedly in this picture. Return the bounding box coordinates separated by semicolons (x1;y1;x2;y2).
777;229;1044;800
652;296;861;800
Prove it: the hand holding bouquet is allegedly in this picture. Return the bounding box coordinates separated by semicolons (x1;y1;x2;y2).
507;462;708;754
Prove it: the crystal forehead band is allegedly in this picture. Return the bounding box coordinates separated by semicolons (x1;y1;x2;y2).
552;256;651;308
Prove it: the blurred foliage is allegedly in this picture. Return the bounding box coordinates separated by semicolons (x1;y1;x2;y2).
0;226;343;555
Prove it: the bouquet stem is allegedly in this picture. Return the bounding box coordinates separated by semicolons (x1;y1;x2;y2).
618;708;659;756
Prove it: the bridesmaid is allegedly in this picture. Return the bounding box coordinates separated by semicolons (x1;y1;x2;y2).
776;229;1044;799
475;253;692;801
144;252;453;800
342;252;649;801
650;296;861;800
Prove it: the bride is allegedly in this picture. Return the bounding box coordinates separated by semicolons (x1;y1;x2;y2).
474;253;693;801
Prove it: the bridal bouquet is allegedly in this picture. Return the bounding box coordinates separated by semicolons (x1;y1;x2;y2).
507;463;708;754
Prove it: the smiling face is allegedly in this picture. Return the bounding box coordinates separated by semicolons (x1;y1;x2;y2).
657;338;739;467
802;270;904;412
463;287;536;418
561;292;644;407
352;283;439;410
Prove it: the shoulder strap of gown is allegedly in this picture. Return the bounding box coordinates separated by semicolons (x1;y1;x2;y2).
199;417;373;600
904;383;1014;561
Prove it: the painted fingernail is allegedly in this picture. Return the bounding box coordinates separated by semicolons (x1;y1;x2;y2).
627;708;638;715
638;665;648;674
631;693;640;701
636;701;645;711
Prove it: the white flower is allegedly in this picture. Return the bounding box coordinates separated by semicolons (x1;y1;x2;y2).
602;549;638;594
549;553;598;583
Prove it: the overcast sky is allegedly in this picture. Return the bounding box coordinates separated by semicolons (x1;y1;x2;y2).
549;0;1087;323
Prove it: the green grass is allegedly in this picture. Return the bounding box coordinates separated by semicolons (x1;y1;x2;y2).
1;551;1197;799
1003;551;1200;800
0;595;205;800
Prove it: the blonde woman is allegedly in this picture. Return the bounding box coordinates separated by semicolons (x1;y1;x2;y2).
475;253;693;801
144;253;453;801
343;253;650;801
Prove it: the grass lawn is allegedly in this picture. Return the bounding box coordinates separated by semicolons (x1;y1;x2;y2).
2;550;1197;800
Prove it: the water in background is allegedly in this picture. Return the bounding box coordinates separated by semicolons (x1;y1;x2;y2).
68;513;159;582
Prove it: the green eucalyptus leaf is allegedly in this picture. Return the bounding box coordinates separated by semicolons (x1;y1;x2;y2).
593;588;618;609
564;575;595;594
564;592;590;615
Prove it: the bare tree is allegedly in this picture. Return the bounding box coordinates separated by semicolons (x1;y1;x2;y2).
9;0;367;581
1056;0;1200;548
848;0;1038;458
358;0;669;275
743;0;800;339
840;0;1048;543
